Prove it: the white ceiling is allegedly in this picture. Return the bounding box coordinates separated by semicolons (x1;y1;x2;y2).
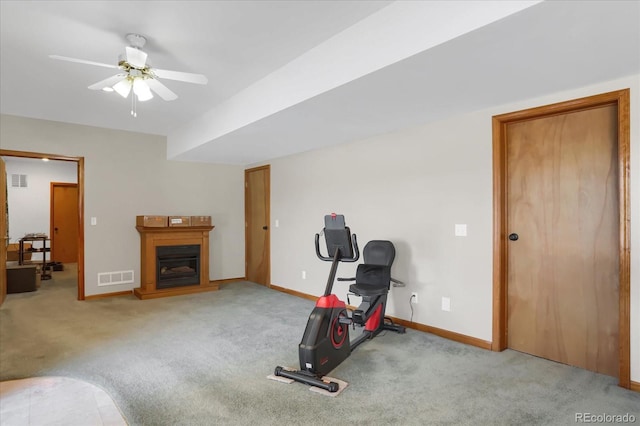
1;1;639;165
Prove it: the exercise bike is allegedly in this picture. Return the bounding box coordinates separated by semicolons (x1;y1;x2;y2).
274;214;406;392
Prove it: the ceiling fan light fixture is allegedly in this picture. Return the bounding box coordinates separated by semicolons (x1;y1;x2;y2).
113;79;132;98
133;79;153;101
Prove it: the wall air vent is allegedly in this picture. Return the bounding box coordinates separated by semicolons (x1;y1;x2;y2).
98;270;134;286
11;174;27;188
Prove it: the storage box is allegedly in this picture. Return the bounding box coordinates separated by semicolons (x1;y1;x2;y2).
6;263;38;293
7;243;32;262
190;216;212;226
168;216;191;227
136;216;168;227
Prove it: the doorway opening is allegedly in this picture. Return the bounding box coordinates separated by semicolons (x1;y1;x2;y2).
0;149;85;301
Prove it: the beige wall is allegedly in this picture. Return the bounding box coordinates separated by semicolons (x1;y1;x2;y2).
265;74;639;382
0;115;245;296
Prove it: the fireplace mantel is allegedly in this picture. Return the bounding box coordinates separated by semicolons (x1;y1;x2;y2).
134;226;217;300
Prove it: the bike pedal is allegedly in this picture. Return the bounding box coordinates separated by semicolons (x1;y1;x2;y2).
352;310;365;325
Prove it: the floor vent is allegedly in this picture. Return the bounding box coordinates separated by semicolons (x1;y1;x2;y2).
98;270;134;286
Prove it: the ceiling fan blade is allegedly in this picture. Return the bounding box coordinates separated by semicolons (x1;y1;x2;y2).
126;47;147;69
152;68;208;85
49;55;118;69
88;74;127;91
146;78;178;101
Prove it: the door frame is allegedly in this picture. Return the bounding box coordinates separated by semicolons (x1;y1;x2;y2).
50;182;79;264
1;157;7;306
491;89;631;388
244;165;271;285
0;149;86;300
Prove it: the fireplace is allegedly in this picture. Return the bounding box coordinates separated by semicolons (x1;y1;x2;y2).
156;245;200;289
134;224;216;300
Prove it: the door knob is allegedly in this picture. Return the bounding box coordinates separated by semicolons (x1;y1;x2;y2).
508;233;519;241
262;226;268;230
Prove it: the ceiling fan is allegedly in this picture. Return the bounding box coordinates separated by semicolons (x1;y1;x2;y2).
50;33;207;115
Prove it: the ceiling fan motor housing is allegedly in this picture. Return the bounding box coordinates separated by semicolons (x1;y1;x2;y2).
126;33;147;49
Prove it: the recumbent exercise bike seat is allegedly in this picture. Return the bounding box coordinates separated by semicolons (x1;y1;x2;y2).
348;240;395;297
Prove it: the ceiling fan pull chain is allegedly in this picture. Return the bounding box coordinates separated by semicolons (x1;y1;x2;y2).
131;91;137;118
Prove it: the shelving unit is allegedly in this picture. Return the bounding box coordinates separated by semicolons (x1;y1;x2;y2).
19;235;51;280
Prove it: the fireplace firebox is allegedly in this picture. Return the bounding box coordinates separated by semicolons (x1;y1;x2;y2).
156;245;200;289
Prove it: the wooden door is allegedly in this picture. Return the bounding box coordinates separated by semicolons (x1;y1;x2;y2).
0;157;7;306
506;104;619;377
245;165;270;285
51;183;78;263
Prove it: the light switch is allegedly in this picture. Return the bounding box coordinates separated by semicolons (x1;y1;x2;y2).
455;224;467;237
91;217;97;226
275;219;279;228
442;297;451;312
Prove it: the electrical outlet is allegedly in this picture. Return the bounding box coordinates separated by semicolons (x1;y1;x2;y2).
302;270;306;280
411;292;418;304
442;297;451;312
